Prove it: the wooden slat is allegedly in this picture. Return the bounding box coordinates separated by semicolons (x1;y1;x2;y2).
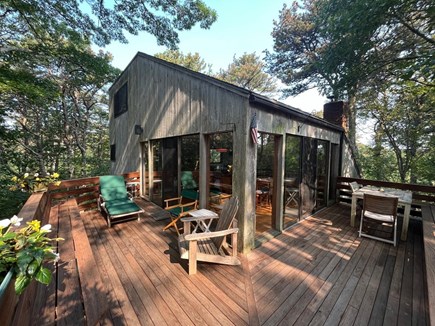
56;200;85;324
422;206;435;326
82;211;137;325
125;216;241;325
50;186;99;199
412;216;426;326
33;205;59;325
48;177;99;190
75;192;99;204
397;219;415;325
77;202;98;212
69;199;109;325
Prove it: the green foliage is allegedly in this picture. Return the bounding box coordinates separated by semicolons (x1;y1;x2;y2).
0;36;117;180
316;0;434;93
1;0;217;48
155;50;212;73
216;53;279;96
0;218;62;295
357;80;434;184
265;1;331;97
10;172;61;193
357;144;401;182
257;134;275;177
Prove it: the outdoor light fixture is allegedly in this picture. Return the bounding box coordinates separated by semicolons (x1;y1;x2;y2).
134;125;143;135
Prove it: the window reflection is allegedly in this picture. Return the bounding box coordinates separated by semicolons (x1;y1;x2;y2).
209;132;233;212
284;135;301;228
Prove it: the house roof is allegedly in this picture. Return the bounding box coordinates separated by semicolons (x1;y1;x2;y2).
110;51;344;133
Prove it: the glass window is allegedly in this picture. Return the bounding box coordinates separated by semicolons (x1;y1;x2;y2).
110;144;116;161
181;135;199;190
256;133;275;236
284;135;301;228
114;82;128;118
209;132;233;211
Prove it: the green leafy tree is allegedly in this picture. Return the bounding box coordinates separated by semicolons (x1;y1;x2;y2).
265;2;329;96
155;50;212;73
316;0;434;90
216;53;279;96
358;81;435;184
0;0;217;49
0;37;118;177
265;0;360;146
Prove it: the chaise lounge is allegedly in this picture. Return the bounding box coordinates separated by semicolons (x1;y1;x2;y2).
98;175;144;227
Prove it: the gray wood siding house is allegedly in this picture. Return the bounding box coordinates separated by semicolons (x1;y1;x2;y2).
109;52;358;253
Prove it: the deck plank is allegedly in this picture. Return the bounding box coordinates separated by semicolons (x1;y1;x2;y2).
83;211;136;325
56;201;85;325
411;220;426;326
69;200;108;325
31;201;428;326
264;220;359;325
123;215;238;325
398;220;415;326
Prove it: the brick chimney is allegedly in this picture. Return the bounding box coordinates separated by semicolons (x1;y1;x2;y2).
323;101;348;132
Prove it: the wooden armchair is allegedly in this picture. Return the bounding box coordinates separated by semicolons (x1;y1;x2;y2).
178;197;240;275
163;189;199;235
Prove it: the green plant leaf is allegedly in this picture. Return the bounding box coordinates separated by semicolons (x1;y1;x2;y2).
35;267;51;285
15;274;31;295
27;259;39;276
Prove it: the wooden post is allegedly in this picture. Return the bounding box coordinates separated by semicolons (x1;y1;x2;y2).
233;107;257;253
199;133;210;209
188;241;198;275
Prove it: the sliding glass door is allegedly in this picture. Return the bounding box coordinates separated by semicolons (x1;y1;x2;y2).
300;138;329;218
284;135;301;228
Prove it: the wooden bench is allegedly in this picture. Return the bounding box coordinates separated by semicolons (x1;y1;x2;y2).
11;198;108;325
421;205;435;326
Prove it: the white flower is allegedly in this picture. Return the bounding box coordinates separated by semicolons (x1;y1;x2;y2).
53;252;60;264
0;218;11;228
34;173;39;177
10;215;23;227
24;173;29;178
41;224;52;232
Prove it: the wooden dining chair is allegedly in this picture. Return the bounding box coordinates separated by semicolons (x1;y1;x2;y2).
359;193;399;246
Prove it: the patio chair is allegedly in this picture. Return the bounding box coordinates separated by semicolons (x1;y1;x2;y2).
98;175;144;227
178;196;240;275
359;193;399;246
163;189;199;235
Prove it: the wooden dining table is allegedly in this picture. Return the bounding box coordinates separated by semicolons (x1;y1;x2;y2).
351;185;413;241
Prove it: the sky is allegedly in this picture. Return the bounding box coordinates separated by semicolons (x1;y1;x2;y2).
97;0;328;114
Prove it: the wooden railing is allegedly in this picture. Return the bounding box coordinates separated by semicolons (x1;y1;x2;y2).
48;171;140;211
336;176;435;218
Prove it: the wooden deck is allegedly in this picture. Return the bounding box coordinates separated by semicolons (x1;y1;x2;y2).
30;199;428;325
